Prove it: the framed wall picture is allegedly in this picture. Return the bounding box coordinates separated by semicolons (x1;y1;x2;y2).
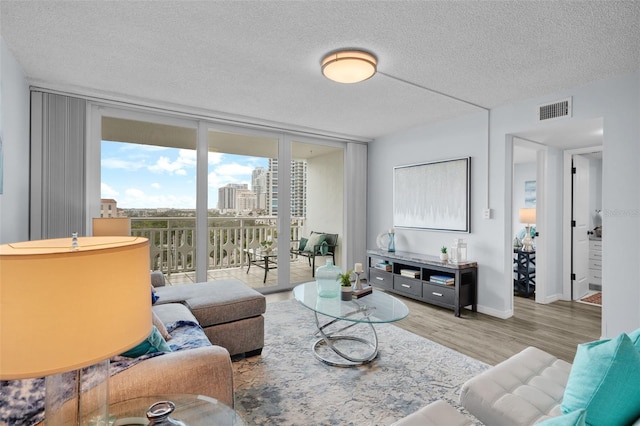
525;180;536;207
393;157;470;232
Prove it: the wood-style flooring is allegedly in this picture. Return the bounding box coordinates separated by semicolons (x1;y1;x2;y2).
265;291;601;366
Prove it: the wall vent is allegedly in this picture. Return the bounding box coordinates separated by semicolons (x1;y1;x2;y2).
537;97;572;122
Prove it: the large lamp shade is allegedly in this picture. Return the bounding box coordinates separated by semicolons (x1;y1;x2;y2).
519;208;536;224
92;217;131;237
0;236;151;380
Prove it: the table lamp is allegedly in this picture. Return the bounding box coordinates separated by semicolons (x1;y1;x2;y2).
519;208;536;252
0;236;151;425
92;217;131;236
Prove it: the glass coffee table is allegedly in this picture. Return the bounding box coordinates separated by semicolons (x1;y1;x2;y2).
293;281;409;367
101;394;245;425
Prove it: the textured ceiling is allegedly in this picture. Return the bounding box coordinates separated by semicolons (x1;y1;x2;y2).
1;1;638;141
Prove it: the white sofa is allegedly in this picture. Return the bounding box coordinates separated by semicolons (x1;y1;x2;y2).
459;346;571;425
394;344;640;426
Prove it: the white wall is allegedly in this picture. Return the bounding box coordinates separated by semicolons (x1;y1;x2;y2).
0;37;30;244
369;71;640;336
306;149;344;267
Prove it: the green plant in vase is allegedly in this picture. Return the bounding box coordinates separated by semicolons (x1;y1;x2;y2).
338;270;353;287
440;246;448;261
338;270;353;301
260;239;273;253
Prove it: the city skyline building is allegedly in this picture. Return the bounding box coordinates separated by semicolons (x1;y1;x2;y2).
218;183;248;212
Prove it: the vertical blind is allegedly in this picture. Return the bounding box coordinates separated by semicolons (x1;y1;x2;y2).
345;142;368;268
30;91;86;239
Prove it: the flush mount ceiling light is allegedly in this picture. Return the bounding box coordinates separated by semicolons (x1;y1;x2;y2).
321;50;377;84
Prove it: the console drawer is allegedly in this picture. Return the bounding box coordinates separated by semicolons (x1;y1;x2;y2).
393;276;422;297
589;258;602;270
369;268;393;290
588;269;602;285
423;282;455;307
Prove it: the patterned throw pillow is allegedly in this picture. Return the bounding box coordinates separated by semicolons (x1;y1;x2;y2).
303;233;326;253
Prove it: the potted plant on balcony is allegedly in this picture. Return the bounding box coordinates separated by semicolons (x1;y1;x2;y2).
339;270;353;301
260;239;273;254
440;246;448;262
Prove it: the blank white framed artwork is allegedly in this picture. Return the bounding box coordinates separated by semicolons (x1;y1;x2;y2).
393;157;470;232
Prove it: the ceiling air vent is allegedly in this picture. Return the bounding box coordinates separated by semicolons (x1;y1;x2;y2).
537;97;572;122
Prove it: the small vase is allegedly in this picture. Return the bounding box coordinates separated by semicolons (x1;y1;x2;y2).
316;259;340;298
388;233;396;252
341;287;353;301
440;253;448;261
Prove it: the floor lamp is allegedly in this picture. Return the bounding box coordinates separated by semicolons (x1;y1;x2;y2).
0;236;151;424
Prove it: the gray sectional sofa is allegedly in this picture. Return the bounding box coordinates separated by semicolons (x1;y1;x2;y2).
151;271;266;357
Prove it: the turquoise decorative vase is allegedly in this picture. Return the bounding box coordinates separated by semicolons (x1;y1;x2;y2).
316;259;341;298
388;232;396;252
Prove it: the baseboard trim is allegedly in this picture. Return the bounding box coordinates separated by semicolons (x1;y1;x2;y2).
477;304;513;319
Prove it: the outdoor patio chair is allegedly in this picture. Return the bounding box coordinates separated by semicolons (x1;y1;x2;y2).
290;231;338;277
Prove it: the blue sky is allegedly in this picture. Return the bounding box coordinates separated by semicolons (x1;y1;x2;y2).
101;141;268;209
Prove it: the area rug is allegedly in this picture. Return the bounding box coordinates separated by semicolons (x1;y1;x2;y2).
579;292;602;306
232;300;489;425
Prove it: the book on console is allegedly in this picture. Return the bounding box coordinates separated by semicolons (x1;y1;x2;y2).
430;275;454;282
400;269;420;278
353;285;373;298
375;263;392;271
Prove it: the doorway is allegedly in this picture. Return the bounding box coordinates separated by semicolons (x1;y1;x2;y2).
506;117;604;315
564;148;603;302
512;139;545;303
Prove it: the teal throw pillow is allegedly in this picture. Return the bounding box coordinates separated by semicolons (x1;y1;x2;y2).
298;237;308;251
561;333;640;426
320;240;329;255
628;328;640;349
121;326;172;358
303;233;325;253
536;409;586;426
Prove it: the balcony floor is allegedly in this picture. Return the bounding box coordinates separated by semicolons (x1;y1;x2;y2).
164;257;317;290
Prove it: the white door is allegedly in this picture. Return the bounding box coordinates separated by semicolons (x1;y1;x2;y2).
572;155;590;300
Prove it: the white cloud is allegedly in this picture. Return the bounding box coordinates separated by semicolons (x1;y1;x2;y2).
208;152;224;165
120;187;195;209
151;183;161;189
102;158;146;171
214;163;254;176
101;182;119;197
125;188;145;198
147;149;196;175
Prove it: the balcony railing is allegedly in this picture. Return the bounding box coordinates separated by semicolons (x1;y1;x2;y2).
131;216;305;275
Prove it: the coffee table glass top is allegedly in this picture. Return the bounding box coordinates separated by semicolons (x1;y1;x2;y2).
293;281;409;324
104;394;244;425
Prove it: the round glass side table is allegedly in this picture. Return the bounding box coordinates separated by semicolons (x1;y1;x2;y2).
104;394;245;426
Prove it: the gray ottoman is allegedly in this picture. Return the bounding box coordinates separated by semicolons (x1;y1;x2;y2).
152;273;266;357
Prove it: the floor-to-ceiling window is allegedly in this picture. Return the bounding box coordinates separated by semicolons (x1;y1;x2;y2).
90;103;352;293
99;115;198;279
289;139;345;285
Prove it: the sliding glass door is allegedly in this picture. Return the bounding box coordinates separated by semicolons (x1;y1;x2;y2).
289;139;345;285
90;103;353;293
204;126;283;291
99;114;198;284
